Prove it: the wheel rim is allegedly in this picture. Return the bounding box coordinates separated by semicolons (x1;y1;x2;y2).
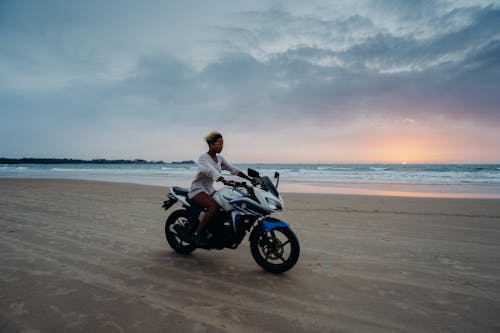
168;215;192;247
259;230;293;264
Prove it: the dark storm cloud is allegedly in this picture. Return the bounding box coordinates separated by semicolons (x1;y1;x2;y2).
204;3;500;122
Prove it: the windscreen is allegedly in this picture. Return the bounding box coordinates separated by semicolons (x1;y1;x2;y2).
261;176;279;198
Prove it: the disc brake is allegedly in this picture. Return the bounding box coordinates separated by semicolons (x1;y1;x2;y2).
261;231;285;260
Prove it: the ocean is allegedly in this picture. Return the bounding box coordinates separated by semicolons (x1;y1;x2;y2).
2;163;500;198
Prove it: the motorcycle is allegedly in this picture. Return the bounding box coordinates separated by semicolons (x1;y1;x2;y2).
162;168;300;273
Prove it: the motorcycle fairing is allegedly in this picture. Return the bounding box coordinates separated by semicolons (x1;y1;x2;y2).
261;217;289;232
229;197;272;215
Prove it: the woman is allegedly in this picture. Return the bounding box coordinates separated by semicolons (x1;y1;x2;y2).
188;131;251;247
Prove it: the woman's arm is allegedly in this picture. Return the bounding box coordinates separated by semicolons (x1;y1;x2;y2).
220;155;252;181
197;154;222;181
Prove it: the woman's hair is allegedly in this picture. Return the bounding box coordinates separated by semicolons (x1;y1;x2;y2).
205;131;223;144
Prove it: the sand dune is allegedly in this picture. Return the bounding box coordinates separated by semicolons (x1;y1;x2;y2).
1;179;499;332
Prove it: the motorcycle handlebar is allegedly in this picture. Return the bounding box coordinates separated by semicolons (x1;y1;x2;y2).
225;181;252;189
224;178;260;190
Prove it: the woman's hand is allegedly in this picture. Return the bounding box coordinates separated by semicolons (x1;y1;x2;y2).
223;179;235;187
218;177;234;186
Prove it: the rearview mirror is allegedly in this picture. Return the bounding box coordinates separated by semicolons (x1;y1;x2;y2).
248;168;260;178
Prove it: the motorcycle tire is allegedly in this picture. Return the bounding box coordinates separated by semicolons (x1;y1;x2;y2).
250;226;300;274
165;209;196;254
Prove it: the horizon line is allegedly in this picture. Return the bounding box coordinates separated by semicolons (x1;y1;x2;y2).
1;157;500;165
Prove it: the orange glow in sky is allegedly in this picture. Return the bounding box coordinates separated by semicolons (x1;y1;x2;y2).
227;116;500;164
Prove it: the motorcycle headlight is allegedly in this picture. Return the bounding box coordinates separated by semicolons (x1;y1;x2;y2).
266;197;283;211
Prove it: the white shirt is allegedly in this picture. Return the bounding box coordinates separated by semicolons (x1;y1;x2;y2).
188;152;240;198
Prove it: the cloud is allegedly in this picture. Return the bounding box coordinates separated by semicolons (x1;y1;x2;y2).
207;3;500;123
1;0;499;161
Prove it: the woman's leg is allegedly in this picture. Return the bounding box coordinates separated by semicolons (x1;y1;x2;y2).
191;192;219;234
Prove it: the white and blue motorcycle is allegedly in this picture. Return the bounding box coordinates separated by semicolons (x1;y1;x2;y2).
162;169;300;273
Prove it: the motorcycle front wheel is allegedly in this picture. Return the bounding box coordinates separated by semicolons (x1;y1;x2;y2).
165;209;196;254
250;227;300;274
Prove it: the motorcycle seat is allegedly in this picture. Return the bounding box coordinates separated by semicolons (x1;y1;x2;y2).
172;186;189;196
171;186;210;212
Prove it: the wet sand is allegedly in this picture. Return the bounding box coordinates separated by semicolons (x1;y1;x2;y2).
1;179;499;332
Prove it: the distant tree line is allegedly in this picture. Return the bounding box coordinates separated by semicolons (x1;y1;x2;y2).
171;160;196;165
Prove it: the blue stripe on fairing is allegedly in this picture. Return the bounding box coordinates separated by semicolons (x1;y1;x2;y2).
231;198;271;215
261;218;289;231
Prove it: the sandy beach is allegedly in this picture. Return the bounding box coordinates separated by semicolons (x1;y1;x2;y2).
1;178;499;332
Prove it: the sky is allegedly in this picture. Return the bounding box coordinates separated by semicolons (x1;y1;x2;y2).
1;0;499;163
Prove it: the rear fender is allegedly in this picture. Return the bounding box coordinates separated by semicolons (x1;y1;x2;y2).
162;193;178;211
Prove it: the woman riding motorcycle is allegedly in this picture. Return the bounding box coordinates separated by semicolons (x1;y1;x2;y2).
187;131;251;247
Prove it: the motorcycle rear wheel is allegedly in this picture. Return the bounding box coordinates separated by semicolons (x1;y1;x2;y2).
250;226;300;274
165;209;196;254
